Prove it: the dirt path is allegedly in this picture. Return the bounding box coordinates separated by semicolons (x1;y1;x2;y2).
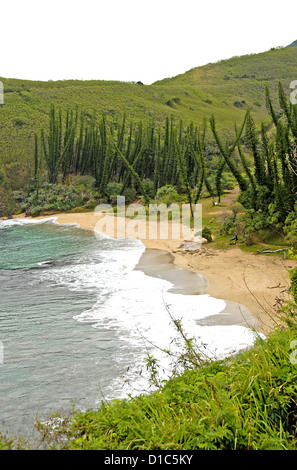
220;186;240;205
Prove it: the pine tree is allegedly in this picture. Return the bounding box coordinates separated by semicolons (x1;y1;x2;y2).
245;109;266;186
189;122;207;204
154;128;161;195
176;140;194;218
265;85;278;127
33;133;42;204
215;157;226;203
41;104;76;184
113;142;150;206
210;114;248;192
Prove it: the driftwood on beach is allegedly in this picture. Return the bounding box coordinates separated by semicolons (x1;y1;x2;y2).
257;248;290;254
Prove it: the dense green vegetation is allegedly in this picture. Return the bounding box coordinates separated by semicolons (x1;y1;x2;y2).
9;76;297;253
45;327;297;450
1;43;297;451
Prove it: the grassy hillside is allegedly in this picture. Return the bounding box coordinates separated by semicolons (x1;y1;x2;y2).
0;45;297;190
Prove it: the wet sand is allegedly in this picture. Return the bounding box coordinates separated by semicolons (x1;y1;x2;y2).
135;248;209;295
135;247;261;331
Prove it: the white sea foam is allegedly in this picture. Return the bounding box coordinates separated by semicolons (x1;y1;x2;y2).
0;217;58;227
0;217;81;229
38;230;264;399
77;268;263;398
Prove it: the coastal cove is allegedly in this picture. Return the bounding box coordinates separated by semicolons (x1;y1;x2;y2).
1;18;297;449
22;210;296;334
0;211;296;444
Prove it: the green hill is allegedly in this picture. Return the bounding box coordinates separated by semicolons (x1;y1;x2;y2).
288;40;297;47
0;45;297;189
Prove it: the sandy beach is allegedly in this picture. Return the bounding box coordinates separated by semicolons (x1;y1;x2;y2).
7;210;296;335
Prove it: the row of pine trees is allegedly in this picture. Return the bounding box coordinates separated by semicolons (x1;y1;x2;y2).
34;107;214;206
34;82;297;227
210;82;297;225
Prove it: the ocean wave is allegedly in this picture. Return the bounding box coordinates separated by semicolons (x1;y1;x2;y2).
0;216;82;229
0;217;58;228
71;258;264;393
36;229;263;367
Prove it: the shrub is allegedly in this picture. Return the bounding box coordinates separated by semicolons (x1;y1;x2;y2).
289;267;297;304
221;173;237;190
28;206;42;217
142;179;155;200
13;182;97;215
123;187;137;204
284;217;297;250
105;182;123;199
156;185;182;205
202;227;212;242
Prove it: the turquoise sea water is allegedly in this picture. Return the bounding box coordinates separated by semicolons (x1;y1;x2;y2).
0;218;261;443
0;219;146;440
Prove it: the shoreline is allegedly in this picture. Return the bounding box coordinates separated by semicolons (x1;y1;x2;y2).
3;211;296;334
134;247;260;331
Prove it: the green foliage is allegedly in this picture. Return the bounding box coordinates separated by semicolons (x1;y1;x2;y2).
202;227;212;242
289;267;297;304
0;431;28;450
122;187;137;204
40;104;77;184
1;46;297;202
0;433;14;450
141;178;155;200
210;113;248;192
220;173;236;190
33;325;297;450
156;185;184;205
13;181;97;215
284;218;297;249
18;271;297;451
105;182;123;199
3;46;297;451
213;82;297;246
6;81;296;248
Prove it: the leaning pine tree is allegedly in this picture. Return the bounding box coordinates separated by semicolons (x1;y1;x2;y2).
40;104;77;184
